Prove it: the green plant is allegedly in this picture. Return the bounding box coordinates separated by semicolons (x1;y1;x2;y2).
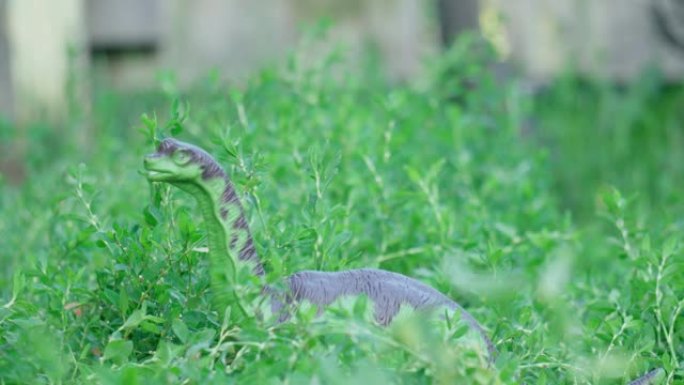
0;36;681;384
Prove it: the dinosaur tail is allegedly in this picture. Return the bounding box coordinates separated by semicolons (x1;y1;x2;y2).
627;368;664;385
447;301;498;365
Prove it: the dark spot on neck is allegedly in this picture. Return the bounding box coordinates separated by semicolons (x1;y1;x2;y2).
221;183;238;203
234;215;247;229
158;138;264;275
199;160;225;180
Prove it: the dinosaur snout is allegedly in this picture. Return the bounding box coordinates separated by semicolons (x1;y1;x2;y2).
143;153;164;169
144;153;160;162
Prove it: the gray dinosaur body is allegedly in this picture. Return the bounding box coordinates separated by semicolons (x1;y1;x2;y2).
272;268;497;360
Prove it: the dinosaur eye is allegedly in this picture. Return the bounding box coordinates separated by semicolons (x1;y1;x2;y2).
173;150;191;164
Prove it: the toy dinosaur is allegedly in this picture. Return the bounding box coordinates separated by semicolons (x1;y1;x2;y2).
143;138;497;362
142;138;665;383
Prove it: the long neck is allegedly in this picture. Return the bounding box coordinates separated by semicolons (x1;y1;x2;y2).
174;176;263;318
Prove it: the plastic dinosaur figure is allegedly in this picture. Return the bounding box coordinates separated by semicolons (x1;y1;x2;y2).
143;138;497;362
142;138;664;383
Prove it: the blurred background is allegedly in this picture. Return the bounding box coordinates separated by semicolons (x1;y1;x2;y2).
1;0;684;217
2;0;684;116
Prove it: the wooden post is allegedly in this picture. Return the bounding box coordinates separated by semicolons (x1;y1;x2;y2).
2;0;87;184
7;0;87;123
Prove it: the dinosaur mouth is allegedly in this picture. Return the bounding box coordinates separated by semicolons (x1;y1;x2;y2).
144;169;171;179
143;154;174;180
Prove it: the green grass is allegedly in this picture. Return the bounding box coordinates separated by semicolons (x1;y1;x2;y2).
1;36;683;384
534;70;684;220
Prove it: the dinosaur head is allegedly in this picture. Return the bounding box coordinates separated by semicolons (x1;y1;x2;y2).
143;138;226;183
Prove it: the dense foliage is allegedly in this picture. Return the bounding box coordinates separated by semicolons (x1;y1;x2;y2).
1;35;683;384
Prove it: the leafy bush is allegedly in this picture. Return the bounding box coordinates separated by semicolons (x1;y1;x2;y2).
0;36;682;384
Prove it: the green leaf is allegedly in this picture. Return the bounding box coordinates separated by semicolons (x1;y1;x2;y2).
103;289;120;307
221;306;232;332
426;159;446;181
13;270;25;293
170;98;180;118
153;341;183;365
187;329;217;356
140;321;163;334
121;366;140;385
172;318;189;343
662;261;683;282
103;339;133;364
143;205;159;227
404;165;422;185
141;113;157;130
662;236;679;258
450;322;470;340
121;309;146;331
169;121;183;135
118;287;129;316
353;295;369;319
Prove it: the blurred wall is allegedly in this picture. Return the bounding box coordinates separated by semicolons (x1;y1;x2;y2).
0;0;436;120
87;0;161;89
492;0;684;81
2;0;684;122
0;0;12;119
83;0;436;88
160;0;296;86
